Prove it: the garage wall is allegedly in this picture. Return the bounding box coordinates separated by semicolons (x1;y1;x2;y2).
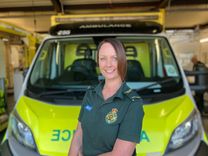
166;28;208;70
198;29;208;65
0;41;6;78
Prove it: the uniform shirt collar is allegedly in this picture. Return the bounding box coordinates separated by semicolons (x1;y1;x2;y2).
95;80;130;100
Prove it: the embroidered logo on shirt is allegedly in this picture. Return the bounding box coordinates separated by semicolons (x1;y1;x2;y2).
105;108;118;124
85;105;92;111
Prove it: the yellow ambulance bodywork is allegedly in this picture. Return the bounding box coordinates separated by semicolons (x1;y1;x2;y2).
7;92;206;156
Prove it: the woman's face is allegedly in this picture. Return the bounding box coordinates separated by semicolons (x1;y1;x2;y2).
98;42;121;81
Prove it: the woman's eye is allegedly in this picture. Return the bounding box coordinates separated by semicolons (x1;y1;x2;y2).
112;57;118;61
100;58;105;61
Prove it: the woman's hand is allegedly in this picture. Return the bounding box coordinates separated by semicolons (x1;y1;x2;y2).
78;150;83;156
99;139;136;156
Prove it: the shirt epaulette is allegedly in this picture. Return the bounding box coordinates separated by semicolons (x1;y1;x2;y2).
124;89;141;102
87;85;96;93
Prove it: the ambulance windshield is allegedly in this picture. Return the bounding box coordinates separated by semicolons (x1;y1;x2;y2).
26;35;184;103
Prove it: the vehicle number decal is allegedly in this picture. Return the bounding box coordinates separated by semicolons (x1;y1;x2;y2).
51;129;76;141
51;129;150;142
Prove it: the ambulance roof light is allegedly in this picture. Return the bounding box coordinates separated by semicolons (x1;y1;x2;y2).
51;10;165;27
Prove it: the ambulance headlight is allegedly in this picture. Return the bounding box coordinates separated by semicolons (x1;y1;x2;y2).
8;112;36;150
167;111;199;151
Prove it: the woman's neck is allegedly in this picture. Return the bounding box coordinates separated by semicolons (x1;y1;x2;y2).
104;79;122;89
102;78;122;100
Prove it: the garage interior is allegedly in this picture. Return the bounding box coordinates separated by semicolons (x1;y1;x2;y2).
1;0;208;146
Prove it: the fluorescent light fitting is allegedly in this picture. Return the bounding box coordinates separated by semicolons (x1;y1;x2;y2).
200;37;208;43
2;38;9;42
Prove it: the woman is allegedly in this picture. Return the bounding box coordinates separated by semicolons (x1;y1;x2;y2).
68;38;144;156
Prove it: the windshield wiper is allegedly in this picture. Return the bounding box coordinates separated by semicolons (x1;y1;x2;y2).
37;88;87;97
136;77;180;92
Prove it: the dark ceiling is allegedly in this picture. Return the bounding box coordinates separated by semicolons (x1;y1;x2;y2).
0;0;206;13
0;0;208;33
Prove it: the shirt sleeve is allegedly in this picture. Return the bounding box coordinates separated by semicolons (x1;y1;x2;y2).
118;100;144;143
78;91;89;122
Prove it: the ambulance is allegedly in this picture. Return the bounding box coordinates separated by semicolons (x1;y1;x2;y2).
1;10;208;156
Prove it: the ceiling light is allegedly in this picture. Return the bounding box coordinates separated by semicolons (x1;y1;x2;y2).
200;37;208;43
2;38;9;42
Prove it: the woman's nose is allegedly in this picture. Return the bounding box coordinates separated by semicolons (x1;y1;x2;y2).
106;59;113;66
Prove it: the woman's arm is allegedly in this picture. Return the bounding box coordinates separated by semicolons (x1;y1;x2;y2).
68;122;83;156
99;138;136;156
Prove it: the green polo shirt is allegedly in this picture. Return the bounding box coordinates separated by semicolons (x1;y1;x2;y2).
79;81;144;156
